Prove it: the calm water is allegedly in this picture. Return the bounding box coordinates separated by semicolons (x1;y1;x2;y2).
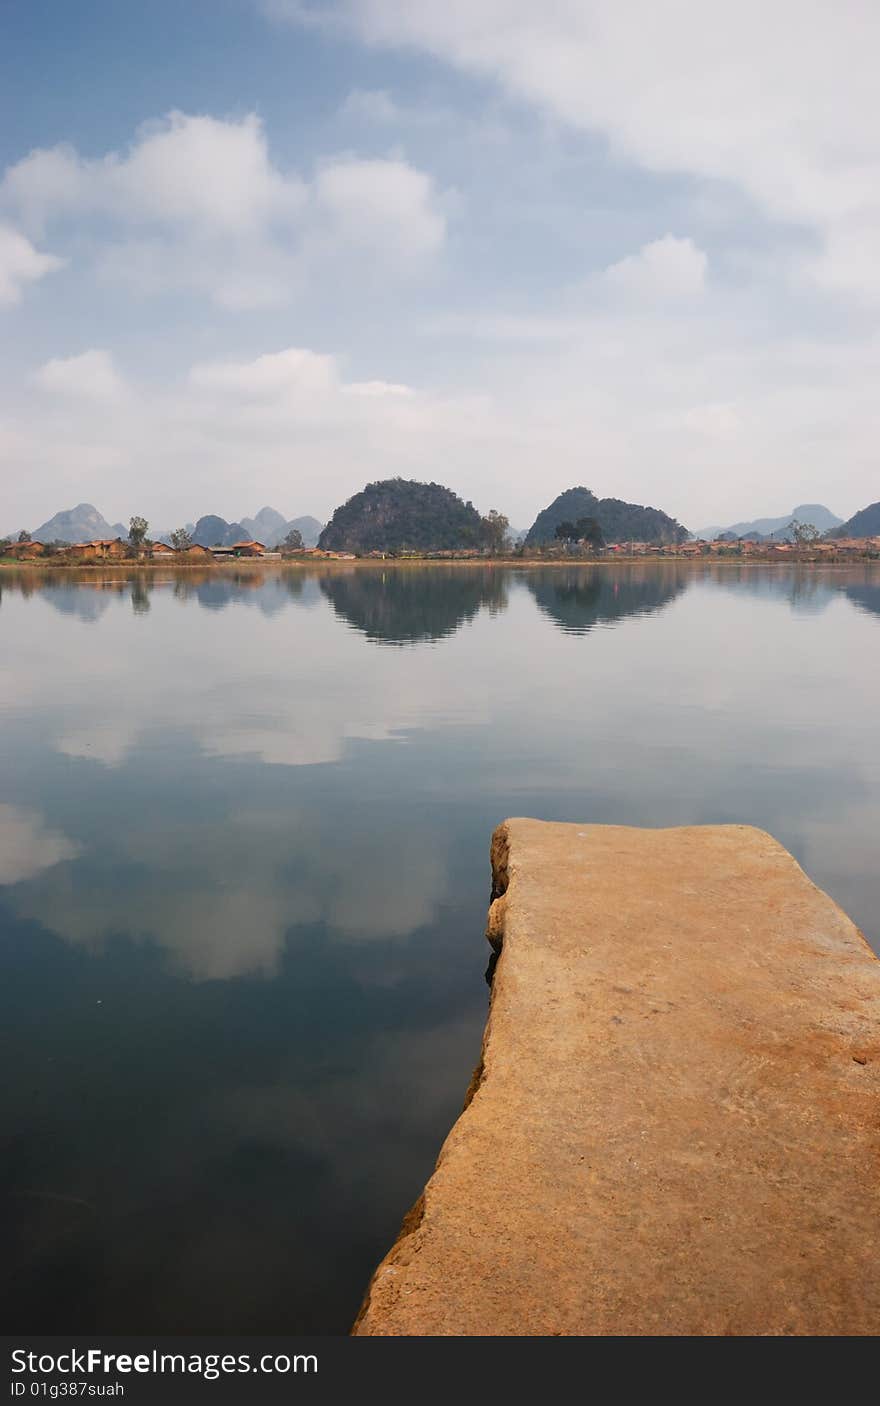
2;562;879;1333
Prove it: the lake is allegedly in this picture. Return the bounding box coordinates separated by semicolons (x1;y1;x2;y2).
2;561;879;1333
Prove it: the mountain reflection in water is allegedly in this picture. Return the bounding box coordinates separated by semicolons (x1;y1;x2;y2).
319;566;508;644
7;560;878;637
525;565;688;634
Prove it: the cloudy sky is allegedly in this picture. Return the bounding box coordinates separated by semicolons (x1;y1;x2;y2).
2;0;877;533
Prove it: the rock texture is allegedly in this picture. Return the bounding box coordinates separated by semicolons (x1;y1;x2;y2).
354;820;880;1336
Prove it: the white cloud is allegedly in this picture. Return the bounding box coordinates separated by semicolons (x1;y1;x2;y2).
599;235;707;300
34;349;125;400
181;345;464;449
188;346;339;399
3;16;880;530
313;157;447;264
0;221;64;305
2;341;504;530
2;112;305;234
0;111;447;307
186;345;442;424
284;1;880;296
96;235;303;311
4;314;880;533
344;379;414;397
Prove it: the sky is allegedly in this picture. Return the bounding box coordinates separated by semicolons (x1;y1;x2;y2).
1;0;878;534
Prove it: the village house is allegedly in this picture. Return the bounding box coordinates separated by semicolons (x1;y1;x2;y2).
211;540;268;559
655;541;695;556
228;540;267;557
68;538;129;561
708;539;743;554
174;543;214;561
601;541;667;557
830;537;879;555
5;539;46;558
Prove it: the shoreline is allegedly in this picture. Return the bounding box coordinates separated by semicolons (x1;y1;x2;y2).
2;554;879;574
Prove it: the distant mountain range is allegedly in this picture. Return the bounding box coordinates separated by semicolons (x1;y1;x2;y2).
241;507;324;547
695;503;842;541
9;492;876;555
190;509;323;548
11;504;324;548
828;501;880;539
525;487;688;546
29;503;128;544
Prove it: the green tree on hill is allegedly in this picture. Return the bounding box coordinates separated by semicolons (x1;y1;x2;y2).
527;486;687;546
318;478;489;554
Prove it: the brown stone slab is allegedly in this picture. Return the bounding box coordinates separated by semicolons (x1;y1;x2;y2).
354;821;880;1336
